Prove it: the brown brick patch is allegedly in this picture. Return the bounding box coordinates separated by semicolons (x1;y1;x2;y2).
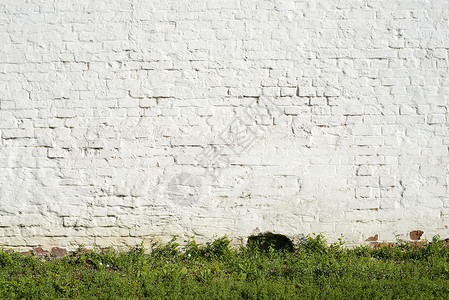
410;230;424;241
365;234;378;242
33;247;49;256
51;247;67;257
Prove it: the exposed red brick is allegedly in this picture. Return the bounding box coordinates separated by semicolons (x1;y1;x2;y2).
410;230;424;241
410;241;426;248
365;234;378;242
77;249;93;254
379;242;394;248
51;247;67;257
33;247;49;256
370;242;379;249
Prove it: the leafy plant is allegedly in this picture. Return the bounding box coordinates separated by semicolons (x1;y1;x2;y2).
1;235;449;299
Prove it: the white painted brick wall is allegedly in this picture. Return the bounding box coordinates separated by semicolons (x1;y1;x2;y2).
1;0;449;249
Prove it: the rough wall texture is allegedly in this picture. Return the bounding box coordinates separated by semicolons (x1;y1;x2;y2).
1;0;449;250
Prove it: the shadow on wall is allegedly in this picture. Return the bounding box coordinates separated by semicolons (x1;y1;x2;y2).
247;232;294;252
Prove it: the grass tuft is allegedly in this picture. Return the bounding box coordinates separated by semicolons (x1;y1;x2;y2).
1;234;449;299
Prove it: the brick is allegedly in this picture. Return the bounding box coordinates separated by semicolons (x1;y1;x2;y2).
51;247;67;257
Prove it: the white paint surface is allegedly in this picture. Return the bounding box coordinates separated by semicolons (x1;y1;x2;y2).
1;0;449;249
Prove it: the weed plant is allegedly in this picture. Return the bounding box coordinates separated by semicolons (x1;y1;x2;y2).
1;234;449;299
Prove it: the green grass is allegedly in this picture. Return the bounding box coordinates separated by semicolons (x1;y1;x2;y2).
1;234;449;299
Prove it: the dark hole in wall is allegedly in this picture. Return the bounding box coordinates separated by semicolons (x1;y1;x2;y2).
247;232;294;252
